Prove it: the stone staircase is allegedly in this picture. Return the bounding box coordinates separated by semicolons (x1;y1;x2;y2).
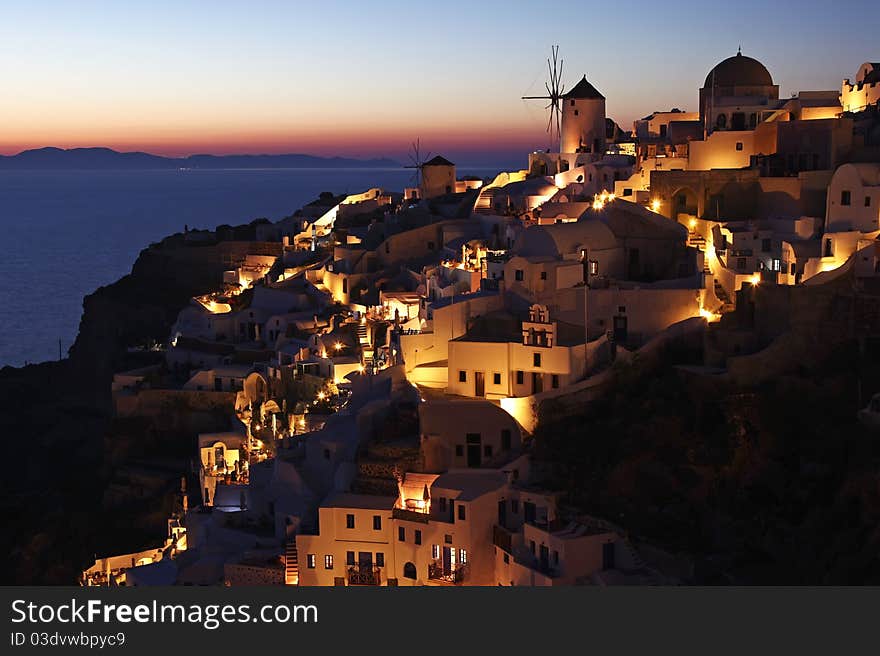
357;322;370;347
474;188;496;214
284;538;299;585
713;279;735;313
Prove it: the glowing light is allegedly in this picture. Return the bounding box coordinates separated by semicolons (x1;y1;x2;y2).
689;218;697;229
334;342;343;351
699;307;721;322
358;364;365;373
750;273;761;285
650;199;661;213
317;391;326;401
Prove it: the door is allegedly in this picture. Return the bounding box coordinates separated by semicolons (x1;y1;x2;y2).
532;372;543;394
602;542;616;570
358;552;373;570
474;371;485;397
466;433;481;468
498;500;507;528
442;547;453;575
628;248;640;279
613;315;628;342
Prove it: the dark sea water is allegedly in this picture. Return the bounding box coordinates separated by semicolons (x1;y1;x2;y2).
0;168;492;368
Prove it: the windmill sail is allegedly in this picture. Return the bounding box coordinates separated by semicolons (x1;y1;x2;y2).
522;45;565;150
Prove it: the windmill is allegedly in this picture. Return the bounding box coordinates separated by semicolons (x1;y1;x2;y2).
404;138;431;198
522;45;566;150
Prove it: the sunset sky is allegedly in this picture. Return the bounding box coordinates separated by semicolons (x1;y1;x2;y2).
0;0;877;166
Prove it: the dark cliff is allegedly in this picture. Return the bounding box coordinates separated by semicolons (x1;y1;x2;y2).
0;227;257;584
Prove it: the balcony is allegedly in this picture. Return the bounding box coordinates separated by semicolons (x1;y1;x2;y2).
428;561;468;584
392;507;430;523
346;565;381;586
493;524;514;552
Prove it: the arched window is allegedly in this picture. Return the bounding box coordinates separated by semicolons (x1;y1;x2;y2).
716;113;727;129
403;562;417;580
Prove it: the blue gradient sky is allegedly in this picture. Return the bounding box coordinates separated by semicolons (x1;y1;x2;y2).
0;0;876;166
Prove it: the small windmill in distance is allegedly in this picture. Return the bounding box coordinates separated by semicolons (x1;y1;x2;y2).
404;138;432;198
522;45;565;150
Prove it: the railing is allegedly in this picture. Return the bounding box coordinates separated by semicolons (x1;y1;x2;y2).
392;507;430;523
428;561;468;584
347;566;381;586
493;525;513;552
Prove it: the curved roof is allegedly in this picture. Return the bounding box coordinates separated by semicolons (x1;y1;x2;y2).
840;162;880;187
513;202;686;258
704;51;773;88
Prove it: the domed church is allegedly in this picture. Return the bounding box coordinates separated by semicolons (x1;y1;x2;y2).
699;49;779;132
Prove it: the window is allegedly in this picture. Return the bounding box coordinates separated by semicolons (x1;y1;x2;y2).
761;238;771;252
501;429;511;450
540;271;547;280
677;194;686;208
735;142;743;151
533;353;541;367
414;530;422;545
458;370;467;383
573;109;579;116
458;505;466;521
737;257;747;270
324;555;334;570
427;241;435;250
552;550;559;566
459;549;468;565
342;278;347;294
307;554;316;569
438;498;447;512
515;269;524;281
866;196;872;208
403;562;417;579
398;527;405;542
551;374;559;389
484;445;493;458
503;553;510;564
623;188;632;197
432;545;440;560
323;448;331;460
346;551;355;566
493;372;501;385
529;540;536;555
346;514;355;529
589;260;599;275
511;499;519;513
516;370;524;385
790;262;796;276
376;553;385;568
841;190;851;206
373;515;382;530
445;534;453;544
455;445;463;457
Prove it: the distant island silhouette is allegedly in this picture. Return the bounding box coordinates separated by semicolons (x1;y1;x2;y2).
0;147;401;170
